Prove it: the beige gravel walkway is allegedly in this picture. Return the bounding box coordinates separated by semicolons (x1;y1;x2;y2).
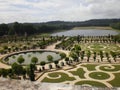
0;54;11;69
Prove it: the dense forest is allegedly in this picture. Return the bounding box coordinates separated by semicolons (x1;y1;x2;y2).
0;19;120;36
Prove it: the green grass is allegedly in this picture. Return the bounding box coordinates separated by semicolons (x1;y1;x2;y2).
69;68;85;78
91;43;104;49
109;73;120;87
89;72;110;80
72;26;113;30
79;43;120;53
42;72;75;83
75;80;106;87
81;64;97;71
99;65;120;72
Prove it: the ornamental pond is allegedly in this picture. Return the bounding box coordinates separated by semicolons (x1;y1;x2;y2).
4;51;61;65
51;29;119;36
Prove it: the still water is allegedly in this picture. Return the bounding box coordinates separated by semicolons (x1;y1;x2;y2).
5;51;61;65
52;29;119;36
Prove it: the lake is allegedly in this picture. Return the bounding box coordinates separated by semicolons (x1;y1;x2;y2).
51;29;119;36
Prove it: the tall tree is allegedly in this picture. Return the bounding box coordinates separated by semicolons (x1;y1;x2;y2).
87;50;91;62
11;62;24;76
110;51;117;62
29;64;35;81
100;51;104;62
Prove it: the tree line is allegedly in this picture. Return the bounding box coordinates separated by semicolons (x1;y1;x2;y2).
0;19;120;36
0;22;72;36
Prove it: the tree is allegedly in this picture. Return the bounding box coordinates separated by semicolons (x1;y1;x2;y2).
77;35;81;43
11;62;24;76
60;62;64;66
72;45;81;56
47;55;53;62
31;57;38;64
87;50;91;62
7;68;13;78
40;61;46;70
74;44;81;51
110;51;117;62
48;64;52;69
69;52;78;62
105;52;109;59
81;51;85;61
26;64;35;81
0;68;8;77
29;64;35;81
60;53;66;59
100;51;104;62
3;45;8;50
93;52;97;61
65;57;69;65
105;52;110;62
54;61;59;68
17;56;25;64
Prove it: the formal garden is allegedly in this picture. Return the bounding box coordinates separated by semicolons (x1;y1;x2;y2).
40;64;120;87
0;34;120;88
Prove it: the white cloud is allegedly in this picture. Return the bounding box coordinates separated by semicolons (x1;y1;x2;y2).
0;0;120;23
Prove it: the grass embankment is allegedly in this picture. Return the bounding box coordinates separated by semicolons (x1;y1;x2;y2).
72;26;113;30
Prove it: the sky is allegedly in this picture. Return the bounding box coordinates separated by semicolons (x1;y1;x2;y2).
0;0;120;23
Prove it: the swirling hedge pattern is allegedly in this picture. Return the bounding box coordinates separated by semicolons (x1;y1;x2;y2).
40;64;120;87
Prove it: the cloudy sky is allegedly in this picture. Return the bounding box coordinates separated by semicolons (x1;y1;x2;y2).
0;0;120;23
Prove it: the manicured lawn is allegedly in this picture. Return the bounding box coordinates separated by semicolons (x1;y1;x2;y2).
40;64;120;87
79;43;120;53
109;73;120;87
75;80;106;87
42;72;75;83
69;68;85;78
81;64;97;71
99;65;120;72
89;72;110;80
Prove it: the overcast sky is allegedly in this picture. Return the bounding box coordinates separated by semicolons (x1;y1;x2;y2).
0;0;120;23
